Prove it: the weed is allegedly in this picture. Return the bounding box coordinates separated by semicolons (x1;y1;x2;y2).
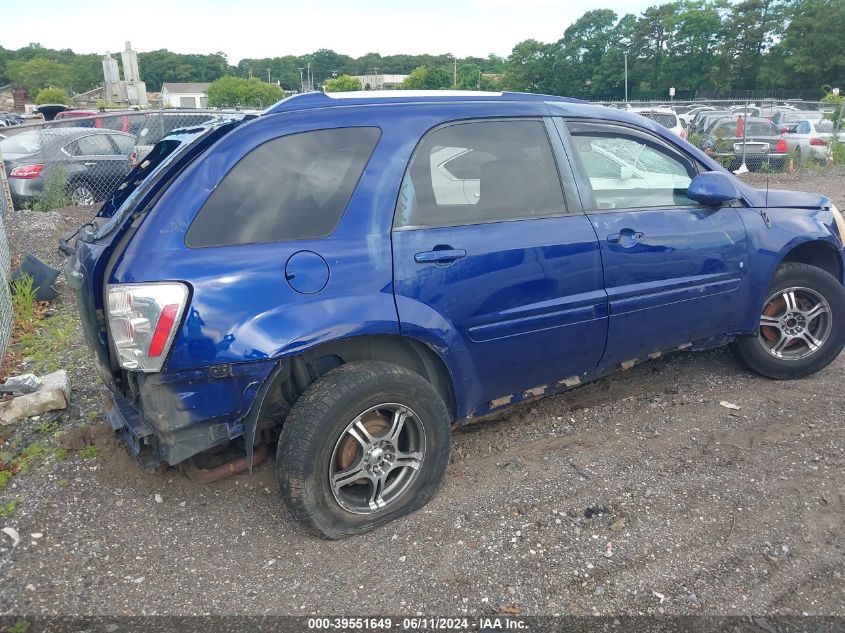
33;164;68;212
0;469;10;490
0;497;19;518
13;441;47;475
10;274;40;334
36;419;60;435
7;620;29;633
53;447;68;461
81;444;98;460
18;313;76;374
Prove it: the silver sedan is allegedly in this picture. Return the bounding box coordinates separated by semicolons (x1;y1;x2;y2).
783;119;837;162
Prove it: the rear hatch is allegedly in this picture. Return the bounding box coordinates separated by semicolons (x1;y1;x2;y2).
61;116;245;391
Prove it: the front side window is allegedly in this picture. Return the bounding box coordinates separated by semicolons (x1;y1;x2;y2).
567;123;698;211
187;127;380;248
395;119;566;229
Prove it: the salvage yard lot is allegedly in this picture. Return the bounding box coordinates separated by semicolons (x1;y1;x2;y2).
1;168;843;616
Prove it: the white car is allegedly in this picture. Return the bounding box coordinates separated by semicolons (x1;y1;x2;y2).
783;118;837;162
632;107;686;140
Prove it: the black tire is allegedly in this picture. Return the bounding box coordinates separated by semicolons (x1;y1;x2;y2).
66;180;96;206
732;262;845;379
277;361;451;539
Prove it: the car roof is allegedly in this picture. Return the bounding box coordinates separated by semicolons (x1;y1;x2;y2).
631;107;677;115
265;90;584;115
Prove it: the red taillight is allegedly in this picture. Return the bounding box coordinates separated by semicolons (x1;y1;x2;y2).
129;151;138;168
9;164;44;179
810;137;829;147
148;303;180;357
775;139;788;153
781;127;789;134
680;129;686;139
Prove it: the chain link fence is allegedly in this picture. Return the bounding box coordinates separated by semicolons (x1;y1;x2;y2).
595;99;843;173
0;145;12;367
0;110;222;211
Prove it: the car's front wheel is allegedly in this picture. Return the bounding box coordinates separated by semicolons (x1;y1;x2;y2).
733;262;845;379
277;361;451;539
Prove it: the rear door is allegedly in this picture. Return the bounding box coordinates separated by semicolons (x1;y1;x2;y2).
558;119;749;368
65;133;128;197
392;118;608;407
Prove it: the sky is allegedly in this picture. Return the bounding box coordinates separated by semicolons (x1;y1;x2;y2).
2;0;656;63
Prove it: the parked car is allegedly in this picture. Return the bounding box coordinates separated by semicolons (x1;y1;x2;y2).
62;91;845;538
632;107;686;139
1;127;137;206
133;111;218;159
678;105;713;127
783;118;837;162
691;110;730;134
52;109;141;134
705;117;789;171
772;109;823;134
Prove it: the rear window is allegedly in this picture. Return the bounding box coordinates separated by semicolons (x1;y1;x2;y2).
637;111;677;128
746;121;778;136
815;120;834;133
186;127;380;248
0;133;42;154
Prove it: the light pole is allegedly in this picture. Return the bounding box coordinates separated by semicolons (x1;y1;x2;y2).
298;68;304;93
624;52;628;103
267;68;271;83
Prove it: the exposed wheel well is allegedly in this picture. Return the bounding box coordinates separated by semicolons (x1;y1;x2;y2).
780;241;843;283
261;335;457;425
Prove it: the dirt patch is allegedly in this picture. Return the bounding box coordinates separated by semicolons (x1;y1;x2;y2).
0;172;843;617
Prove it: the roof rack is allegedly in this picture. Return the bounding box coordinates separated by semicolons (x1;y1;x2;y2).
265;90;584;115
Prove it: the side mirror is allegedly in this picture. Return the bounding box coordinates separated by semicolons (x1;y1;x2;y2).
687;172;742;206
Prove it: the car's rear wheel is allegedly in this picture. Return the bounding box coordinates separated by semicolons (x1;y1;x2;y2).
277;361;451;539
732;262;845;379
67;181;95;206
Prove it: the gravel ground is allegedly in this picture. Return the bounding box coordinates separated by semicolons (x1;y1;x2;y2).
0;168;843;617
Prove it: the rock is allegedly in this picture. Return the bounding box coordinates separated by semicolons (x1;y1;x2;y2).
2;374;41;394
0;370;70;426
610;518;627;532
155;494;163;504
2;527;21;547
685;594;698;603
594;586;605;596
719;401;741;410
30;532;43;539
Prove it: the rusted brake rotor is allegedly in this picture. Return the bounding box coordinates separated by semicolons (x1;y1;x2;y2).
335;409;389;483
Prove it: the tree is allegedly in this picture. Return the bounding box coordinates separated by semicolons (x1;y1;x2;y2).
502;40;551;92
5;57;73;94
324;75;362;92
398;66;452;90
207;76;283;108
34;87;70;105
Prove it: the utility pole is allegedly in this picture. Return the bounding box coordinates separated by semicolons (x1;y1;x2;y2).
624;52;628;103
373;68;379;90
298;68;304;93
267;68;271;83
453;56;457;87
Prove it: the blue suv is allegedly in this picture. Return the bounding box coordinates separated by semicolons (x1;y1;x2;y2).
62;91;845;538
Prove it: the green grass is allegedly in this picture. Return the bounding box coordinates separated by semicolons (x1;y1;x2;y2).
35;419;60;435
0;497;19;519
19;313;77;374
53;447;68;461
0;470;10;491
10;274;40;334
14;441;47;475
81;444;99;460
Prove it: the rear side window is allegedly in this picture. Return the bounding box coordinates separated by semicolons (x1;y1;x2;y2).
111;134;136;154
76;134;118;155
394;119;566;229
187;127;380;247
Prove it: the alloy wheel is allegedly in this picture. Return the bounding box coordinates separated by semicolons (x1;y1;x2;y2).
758;286;833;360
329;403;426;514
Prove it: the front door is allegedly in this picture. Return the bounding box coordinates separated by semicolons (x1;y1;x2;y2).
560;119;750;369
391;118;608;410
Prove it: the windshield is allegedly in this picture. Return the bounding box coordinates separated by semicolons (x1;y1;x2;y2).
0;132;42;155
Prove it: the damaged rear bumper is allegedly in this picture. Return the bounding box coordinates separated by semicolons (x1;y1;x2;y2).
104;359;277;466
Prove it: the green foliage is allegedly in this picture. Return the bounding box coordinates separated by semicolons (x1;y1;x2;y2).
0;498;19;518
10;274;39;333
15;442;47;475
19;313;77;375
34;86;70;105
324;75;362;92
7;620;29;633
32;164;68;212
35;419;60;435
53;447;68;461
399;66;452;90
0;470;10;491
4;57;73;94
207;76;284;108
81;444;99;460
